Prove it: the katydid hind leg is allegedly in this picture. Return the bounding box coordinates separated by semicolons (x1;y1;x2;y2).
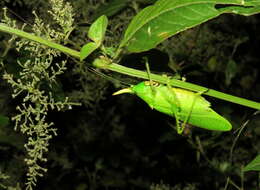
164;77;185;134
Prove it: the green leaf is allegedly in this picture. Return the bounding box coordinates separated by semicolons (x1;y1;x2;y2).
217;4;260;16
80;15;108;61
88;15;108;45
243;155;260;172
217;0;260;16
0;115;9;127
80;42;100;61
245;0;260;4
119;0;260;53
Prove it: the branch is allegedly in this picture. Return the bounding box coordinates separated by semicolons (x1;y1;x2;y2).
0;23;259;110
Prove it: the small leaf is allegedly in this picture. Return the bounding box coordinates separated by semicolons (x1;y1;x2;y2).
80;42;99;61
119;0;260;53
80;15;108;61
0;115;9;127
88;15;108;45
243;155;260;172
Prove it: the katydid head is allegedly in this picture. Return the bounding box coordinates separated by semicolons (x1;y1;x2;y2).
113;81;161;96
113;81;161;111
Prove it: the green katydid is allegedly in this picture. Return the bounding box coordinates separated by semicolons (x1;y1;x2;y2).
113;80;232;134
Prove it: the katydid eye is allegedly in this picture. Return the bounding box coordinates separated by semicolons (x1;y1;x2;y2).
144;81;160;87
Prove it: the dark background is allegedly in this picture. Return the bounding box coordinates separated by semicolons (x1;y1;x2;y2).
1;0;260;190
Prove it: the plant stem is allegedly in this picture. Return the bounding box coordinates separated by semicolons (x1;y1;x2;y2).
0;23;80;58
1;23;260;110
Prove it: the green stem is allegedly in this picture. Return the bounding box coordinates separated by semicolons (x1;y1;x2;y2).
0;23;80;58
0;23;259;110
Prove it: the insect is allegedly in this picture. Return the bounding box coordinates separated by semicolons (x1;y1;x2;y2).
113;81;232;134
